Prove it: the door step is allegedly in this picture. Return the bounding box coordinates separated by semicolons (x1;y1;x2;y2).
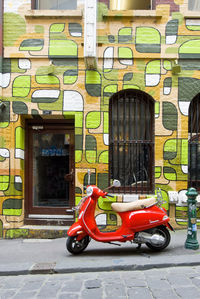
19;225;69;239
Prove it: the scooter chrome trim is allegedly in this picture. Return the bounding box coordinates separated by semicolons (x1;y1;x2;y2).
149;220;159;224
134;232;165;246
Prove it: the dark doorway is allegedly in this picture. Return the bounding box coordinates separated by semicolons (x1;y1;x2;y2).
25;120;75;225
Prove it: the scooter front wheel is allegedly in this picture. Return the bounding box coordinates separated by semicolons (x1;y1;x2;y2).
66;235;90;254
145;225;171;251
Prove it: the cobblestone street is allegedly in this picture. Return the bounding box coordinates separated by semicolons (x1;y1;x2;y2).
1;265;200;299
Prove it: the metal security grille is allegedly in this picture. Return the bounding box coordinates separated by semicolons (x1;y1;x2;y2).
188;94;200;190
109;90;154;194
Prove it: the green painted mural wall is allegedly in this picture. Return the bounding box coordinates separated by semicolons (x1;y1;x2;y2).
0;0;200;237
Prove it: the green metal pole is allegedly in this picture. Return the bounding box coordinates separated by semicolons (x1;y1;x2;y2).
185;187;199;250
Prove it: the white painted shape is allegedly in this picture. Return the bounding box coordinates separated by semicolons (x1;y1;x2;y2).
15;149;24;160
15;176;22;183
181;165;188;174
186;19;200;26
32;90;60;98
104;47;114;69
18;59;31;69
95;213;107;225
104;47;114;59
164;87;171;95
123;195;138;202
0;73;11;88
4;0;30;13
168;191;178;203
0;149;10;158
166;35;177;45
2;73;11;88
146;74;160;86
103;134;109;146
104;58;113;70
179;101;190;116
119;59;133;66
178;190;188;204
63;91;83;111
71;32;82;37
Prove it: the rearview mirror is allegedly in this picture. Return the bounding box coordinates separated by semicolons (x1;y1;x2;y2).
113;179;121;187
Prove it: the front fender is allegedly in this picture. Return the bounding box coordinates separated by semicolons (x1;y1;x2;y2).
166;222;175;232
67;222;85;237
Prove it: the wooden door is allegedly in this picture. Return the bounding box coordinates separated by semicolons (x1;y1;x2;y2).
25;120;75;225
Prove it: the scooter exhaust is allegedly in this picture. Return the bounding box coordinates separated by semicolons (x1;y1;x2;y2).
134;232;165;246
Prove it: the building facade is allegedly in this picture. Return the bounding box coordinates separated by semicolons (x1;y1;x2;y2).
0;0;200;238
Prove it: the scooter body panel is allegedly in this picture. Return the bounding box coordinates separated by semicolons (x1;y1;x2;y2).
119;205;170;232
67;222;83;237
74;197;135;242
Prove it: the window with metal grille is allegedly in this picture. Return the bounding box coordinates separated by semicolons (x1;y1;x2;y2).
188;94;200;190
109;89;154;194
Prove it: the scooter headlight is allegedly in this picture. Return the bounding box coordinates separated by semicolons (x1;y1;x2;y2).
86;186;93;196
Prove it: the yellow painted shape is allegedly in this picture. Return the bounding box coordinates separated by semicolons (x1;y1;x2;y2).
174;0;184;4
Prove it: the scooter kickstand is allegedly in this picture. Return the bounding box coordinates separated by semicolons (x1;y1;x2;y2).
136;243;142;250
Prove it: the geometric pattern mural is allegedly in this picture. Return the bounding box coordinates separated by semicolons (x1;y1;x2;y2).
1;0;200;237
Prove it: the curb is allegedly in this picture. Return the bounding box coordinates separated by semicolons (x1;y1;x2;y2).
54;261;200;274
1;260;200;276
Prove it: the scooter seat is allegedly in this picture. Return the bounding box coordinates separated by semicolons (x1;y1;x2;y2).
111;197;157;213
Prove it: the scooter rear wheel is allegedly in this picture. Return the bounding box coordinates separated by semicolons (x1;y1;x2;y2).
145;225;171;251
66;235;90;254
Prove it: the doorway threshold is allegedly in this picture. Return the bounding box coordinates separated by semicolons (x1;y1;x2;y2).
19;225;69;239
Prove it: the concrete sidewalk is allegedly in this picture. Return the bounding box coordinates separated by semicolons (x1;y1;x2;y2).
0;229;200;276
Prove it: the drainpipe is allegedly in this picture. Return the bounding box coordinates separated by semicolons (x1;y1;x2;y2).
84;0;97;69
0;0;2;238
0;0;3;100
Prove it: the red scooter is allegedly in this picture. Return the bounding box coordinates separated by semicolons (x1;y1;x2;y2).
67;177;174;254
